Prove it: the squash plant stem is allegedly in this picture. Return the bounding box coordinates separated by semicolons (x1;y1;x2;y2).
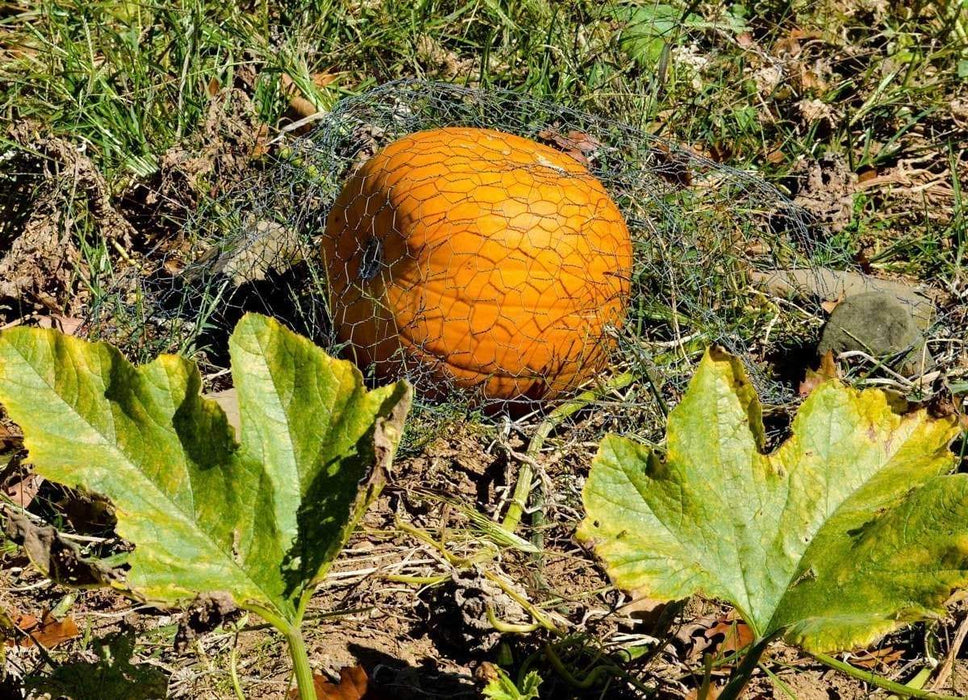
714;636;775;700
810;652;968;700
501;371;635;533
284;623;317;700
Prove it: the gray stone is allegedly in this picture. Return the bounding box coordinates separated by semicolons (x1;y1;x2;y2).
750;268;936;329
817;291;933;375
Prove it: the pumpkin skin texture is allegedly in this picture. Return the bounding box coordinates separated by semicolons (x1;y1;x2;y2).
322;126;633;401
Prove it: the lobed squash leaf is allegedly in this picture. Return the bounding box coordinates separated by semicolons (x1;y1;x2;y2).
578;347;967;653
0;313;410;627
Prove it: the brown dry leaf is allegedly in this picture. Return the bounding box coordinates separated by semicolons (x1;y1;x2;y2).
6;611;79;648
820;293;845;314
677;613;755;665
848;646;904;669
800;67;826;91
765;148;786;165
799;352;841;397
473;661;502;685
652;143;693;188
703;613;755;655
36;315;85;336
288;665;381;700
250;123;270;159
618;594;668;628
281;73;319;119
775;27;820;56
1;506;119;586
736;32;754;48
3;473;42;508
0;421;23;446
536;127;602;165
312;71;338;90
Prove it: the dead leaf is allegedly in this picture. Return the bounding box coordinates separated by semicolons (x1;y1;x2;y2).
849;646;904;669
473;661;502;684
765;148;787;165
618;594;668;628
652;143;693;188
312;72;338;90
799;352;841;396
0;422;23;448
536;127;602;165
36;315;85;336
288;665;382;700
676;613;755;665
250;123;270;159
800;67;826;92
1;506;119;587
281;73;319;120
5;610;79;648
702;613;755;655
3;473;42;509
820;293;845;314
775;27;821;57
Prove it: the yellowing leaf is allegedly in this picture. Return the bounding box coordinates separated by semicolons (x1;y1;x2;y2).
578;347;965;653
0;313;410;629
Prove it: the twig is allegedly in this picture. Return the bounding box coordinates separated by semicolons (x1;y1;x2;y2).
930;614;968;692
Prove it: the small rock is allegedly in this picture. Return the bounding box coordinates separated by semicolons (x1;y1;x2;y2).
817;292;933;375
750;267;936;329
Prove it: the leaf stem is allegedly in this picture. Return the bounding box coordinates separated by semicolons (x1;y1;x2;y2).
244;605;315;700
230;634;245;700
284;624;317;700
811;652;968;700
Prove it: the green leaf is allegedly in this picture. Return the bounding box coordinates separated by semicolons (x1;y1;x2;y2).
578;347;966;653
0;313;410;627
483;668;542;700
609;2;698;68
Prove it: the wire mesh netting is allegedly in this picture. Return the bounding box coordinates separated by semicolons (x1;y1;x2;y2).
86;80;862;434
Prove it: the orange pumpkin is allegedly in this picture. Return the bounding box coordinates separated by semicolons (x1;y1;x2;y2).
322;126;633;401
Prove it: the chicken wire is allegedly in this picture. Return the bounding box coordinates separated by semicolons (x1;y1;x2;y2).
87;80;857;431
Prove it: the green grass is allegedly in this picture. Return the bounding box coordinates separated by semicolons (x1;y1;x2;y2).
2;0;963;254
